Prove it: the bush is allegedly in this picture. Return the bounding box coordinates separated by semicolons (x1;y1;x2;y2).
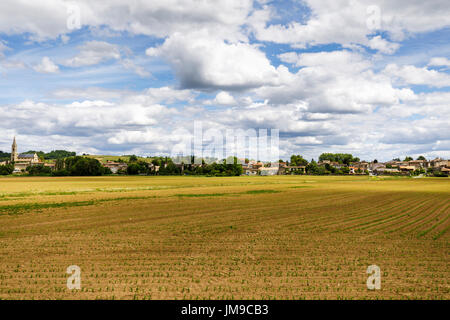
27;164;52;176
433;171;448;177
64;156;105;176
0;164;14;175
51;169;70;176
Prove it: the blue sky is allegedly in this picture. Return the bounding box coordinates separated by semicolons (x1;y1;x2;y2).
0;0;449;161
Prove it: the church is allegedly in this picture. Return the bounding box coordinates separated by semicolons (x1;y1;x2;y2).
10;137;39;172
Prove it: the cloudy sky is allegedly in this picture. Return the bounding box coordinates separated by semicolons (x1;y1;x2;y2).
0;0;449;161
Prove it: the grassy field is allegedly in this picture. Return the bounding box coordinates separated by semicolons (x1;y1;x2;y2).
0;175;448;300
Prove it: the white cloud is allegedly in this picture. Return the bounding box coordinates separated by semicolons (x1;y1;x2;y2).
428;57;450;67
146;30;281;90
63;41;121;67
0;41;10;58
249;0;450;48
33;56;59;73
0;0;253;41
384;64;450;88
264;51;415;113
368;36;400;54
51;87;127;100
121;58;151;78
1;59;26;69
213;91;237;106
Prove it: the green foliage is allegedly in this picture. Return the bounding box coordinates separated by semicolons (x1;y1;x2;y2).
51;169;70;176
22;150;76;160
0;164;14;175
129;155;138;162
404;156;413;161
416;155;426;160
0;151;11;161
44;150;76;159
318;153;359;165
341;166;350;174
127;161;149;175
433;171;448;177
27;164;52;176
64;156;107;176
290;155;309;166
305;160;320;174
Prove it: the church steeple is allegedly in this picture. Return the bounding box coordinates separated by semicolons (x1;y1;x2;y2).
11;136;18;162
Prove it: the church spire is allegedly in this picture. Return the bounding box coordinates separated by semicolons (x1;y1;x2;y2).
11;136;18;162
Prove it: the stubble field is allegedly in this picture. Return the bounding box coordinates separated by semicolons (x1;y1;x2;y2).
0;175;448;300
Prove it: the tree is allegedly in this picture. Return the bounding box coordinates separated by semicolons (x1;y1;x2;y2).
129;155;138;162
44;150;76;159
127;161;149;175
404;156;413;161
417;155;426;160
0;164;14;175
290;155;309;166
0;151;11;161
392;158;401;161
373;159;378;163
64;156;105;176
319;153;359;165
306;160;319;174
27;164;52;176
127;163;141;175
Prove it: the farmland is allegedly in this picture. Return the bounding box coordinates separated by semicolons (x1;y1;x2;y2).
0;175;448;300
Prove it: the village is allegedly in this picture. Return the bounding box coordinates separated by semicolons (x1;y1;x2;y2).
1;137;449;177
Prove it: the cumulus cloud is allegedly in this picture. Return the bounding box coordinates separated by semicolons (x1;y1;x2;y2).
212;91;237;106
264;50;415;113
0;1;449;161
383;64;450;88
146;31;281;90
0;0;253;41
249;0;450;48
33;57;59;73
368;36;400;54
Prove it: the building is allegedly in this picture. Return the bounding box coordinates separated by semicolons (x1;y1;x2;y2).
242;167;258;176
259;167;279;176
103;161;128;174
10;137;40;172
281;166;306;175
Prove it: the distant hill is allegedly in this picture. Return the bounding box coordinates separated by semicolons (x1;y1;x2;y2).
84;155;153;164
0;151;11;161
24;150;76;160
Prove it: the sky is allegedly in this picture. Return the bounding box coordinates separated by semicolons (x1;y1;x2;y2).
0;0;449;162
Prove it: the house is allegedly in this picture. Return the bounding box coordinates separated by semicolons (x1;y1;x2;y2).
375;168;401;175
431;158;449;168
243;168;258;176
103;161;128;174
259;167;279;176
350;161;369;171
282;166;306;175
331;162;346;169
44;163;56;170
408;160;428;169
399;166;416;173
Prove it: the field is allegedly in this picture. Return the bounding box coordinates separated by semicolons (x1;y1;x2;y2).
0;175;448;300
